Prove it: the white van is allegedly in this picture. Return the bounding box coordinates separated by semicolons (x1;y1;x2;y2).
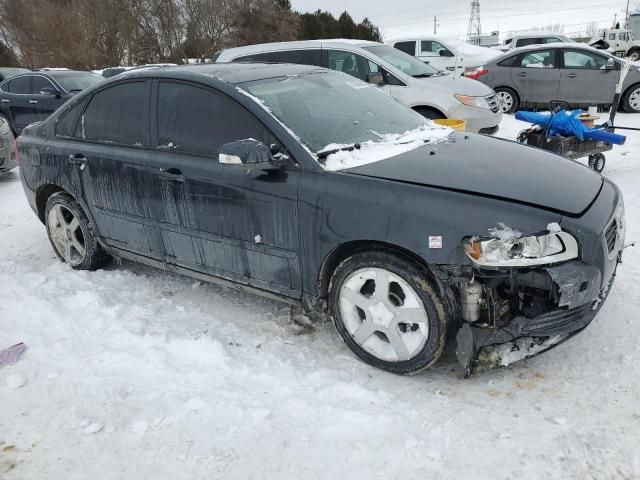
390;37;501;74
216;39;502;134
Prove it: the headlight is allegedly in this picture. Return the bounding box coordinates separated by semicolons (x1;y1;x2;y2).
455;94;490;109
463;223;579;267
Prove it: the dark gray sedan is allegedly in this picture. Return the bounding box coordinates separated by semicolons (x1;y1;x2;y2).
465;43;640;113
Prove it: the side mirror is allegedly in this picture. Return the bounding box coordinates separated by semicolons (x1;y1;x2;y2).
604;58;616;70
366;72;384;85
40;86;60;97
218;139;284;170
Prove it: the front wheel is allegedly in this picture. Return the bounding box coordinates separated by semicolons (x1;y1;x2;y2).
45;192;111;270
494;87;519;114
588;153;606;173
628;50;640;62
329;251;448;374
622;85;640;113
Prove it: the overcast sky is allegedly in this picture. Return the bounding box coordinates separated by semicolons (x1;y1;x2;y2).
290;0;635;40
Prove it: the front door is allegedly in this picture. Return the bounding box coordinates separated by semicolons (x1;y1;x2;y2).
510;49;560;104
418;40;456;72
558;48;619;105
146;80;301;297
66;79;164;259
29;75;66;123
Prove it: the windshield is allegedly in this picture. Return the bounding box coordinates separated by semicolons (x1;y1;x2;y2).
362;45;440;77
52;73;102;92
242;71;429;153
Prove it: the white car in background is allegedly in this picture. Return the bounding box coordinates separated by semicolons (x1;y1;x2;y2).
216;39;502;134
390;37;501;74
498;32;574;52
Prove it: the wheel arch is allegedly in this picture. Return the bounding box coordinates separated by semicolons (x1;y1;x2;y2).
35;184;66;223
317;240;439;300
411;105;446;118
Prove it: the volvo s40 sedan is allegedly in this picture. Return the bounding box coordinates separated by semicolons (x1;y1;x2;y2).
17;64;625;375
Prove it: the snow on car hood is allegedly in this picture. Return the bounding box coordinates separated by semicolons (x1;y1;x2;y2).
344;133;604;216
322;124;453;171
416;73;494;96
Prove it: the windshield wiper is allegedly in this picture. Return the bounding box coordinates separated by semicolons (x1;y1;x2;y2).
412;73;433;78
317;143;361;161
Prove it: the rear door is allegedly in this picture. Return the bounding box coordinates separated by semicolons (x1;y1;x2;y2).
558;48;618;105
3;75;33;133
146;80;302;297
510;49;560;104
64;80;165;259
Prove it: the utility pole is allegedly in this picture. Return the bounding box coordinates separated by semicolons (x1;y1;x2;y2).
467;0;482;45
434;15;437;35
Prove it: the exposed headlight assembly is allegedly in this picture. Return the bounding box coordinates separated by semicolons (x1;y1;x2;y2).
463;223;579;267
455;94;490;109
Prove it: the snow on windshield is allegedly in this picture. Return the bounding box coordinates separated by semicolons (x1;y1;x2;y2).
322;123;453;171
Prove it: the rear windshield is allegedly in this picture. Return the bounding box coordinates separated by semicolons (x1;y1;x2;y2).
51;72;102;92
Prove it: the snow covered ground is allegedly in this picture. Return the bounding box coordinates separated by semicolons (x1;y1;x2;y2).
1;114;639;479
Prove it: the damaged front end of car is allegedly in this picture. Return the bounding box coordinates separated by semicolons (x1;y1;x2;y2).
438;211;626;377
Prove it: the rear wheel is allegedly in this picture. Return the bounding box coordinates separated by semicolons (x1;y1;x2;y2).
628;50;640;62
622;84;640;113
588;153;606;173
329;251;448;374
494;87;519;114
45;192;111;270
414;107;445;120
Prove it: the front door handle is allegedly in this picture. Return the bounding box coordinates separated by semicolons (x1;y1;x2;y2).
517;71;527;77
1;99;9;103
28;99;38;104
68;153;87;165
158;167;185;183
565;73;577;78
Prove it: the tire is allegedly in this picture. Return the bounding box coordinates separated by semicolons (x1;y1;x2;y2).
494;87;519;114
588;153;606;173
628;50;640;62
44;192;111;270
328;251;449;374
414;107;445;120
0;113;15;137
622;84;640;113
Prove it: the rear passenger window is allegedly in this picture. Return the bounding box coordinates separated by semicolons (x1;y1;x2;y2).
268;50;322;66
156;82;273;156
393;41;416;55
233;53;270;62
8;76;31;94
519;50;555;68
56;98;88;138
83;81;148;146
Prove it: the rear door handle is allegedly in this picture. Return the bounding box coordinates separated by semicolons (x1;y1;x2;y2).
68;153;87;165
28;99;38;104
1;99;9;103
517;71;527;77
565;73;577;78
158;167;185;183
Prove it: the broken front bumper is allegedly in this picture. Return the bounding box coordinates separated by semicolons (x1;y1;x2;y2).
455;258;619;376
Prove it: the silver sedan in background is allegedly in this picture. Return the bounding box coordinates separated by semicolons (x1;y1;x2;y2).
465;43;640;114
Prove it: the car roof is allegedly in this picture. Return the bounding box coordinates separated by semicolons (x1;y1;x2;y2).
507;32;570;40
218;39;382;59
503;42;600;54
119;62;328;85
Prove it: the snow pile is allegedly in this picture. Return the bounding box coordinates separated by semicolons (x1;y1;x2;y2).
323;124;453;171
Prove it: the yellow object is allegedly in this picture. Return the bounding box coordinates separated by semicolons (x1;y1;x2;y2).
433;119;466;132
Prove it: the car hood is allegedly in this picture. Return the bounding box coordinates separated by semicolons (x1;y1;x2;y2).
343;133;603;216
415;73;494;96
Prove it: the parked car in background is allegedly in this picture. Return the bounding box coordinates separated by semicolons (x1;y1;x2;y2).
390;36;500;74
17;63;624;375
216;40;502;134
465;44;636;113
0;115;17;172
498;32;573;52
0;70;102;135
0;67;31;81
595;27;640;60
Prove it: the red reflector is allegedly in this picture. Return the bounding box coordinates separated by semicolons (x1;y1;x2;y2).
464;69;489;80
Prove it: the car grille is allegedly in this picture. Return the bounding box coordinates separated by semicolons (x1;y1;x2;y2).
486;94;500;113
604;219;618;253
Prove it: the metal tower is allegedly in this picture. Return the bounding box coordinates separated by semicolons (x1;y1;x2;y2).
467;0;482;45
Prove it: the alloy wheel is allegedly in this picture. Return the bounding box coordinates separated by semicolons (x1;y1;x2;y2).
496;91;514;113
629;88;640;112
338;267;429;362
47;204;86;266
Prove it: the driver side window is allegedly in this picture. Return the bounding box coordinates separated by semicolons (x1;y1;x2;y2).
420;40;452;57
563;50;607;70
326;50;369;82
